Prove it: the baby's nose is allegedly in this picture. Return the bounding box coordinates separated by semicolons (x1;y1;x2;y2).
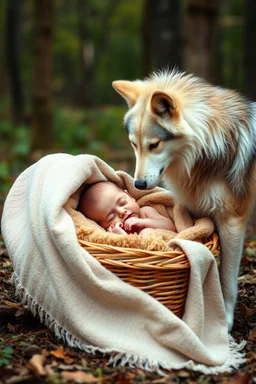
118;208;127;218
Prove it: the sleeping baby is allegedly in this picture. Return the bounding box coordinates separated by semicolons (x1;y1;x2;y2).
79;181;176;237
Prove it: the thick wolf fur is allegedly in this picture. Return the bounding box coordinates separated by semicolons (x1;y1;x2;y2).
112;70;256;331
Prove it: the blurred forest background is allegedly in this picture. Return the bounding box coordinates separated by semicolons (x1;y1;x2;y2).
0;0;256;200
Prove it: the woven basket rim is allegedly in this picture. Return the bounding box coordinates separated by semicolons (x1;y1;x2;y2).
78;232;220;270
79;232;219;255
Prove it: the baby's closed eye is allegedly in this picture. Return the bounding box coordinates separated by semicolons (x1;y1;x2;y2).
108;213;115;223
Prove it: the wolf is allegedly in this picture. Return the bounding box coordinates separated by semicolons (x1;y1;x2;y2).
112;69;256;331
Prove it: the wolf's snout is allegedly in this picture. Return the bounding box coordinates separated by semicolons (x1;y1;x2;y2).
135;179;147;190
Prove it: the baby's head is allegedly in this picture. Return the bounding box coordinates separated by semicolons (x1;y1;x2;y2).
79;181;140;229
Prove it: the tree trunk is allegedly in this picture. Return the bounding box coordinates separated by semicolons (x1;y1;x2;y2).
6;0;24;125
32;0;54;150
214;0;230;85
77;0;94;107
150;0;183;72
185;0;220;81
142;0;152;76
244;0;256;230
77;0;119;106
244;0;256;101
0;0;9;103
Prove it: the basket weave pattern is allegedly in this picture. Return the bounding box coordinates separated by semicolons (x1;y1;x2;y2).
79;232;220;318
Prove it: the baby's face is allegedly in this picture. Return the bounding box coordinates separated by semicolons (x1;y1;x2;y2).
88;184;140;229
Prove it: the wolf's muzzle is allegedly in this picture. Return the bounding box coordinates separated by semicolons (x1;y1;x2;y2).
134;179;147;190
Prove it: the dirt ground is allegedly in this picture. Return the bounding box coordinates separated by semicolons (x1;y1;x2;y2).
0;229;255;384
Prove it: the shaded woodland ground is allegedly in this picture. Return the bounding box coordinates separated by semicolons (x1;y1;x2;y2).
0;212;255;383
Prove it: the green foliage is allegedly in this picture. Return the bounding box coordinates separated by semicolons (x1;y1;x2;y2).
53;105;128;156
0;346;14;367
219;0;244;91
0;117;32;191
0;0;247;199
0;105;129;197
11;126;31;157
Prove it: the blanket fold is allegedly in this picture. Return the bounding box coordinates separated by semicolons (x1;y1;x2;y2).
1;153;246;374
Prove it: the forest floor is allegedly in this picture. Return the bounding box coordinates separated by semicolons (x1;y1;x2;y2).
0;225;255;384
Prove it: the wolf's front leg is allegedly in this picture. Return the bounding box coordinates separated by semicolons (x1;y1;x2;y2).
216;217;246;332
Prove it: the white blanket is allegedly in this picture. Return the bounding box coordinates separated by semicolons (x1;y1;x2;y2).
1;153;246;374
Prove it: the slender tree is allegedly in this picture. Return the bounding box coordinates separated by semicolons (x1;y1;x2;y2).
244;0;256;100
153;0;182;71
77;0;94;107
77;0;120;107
142;0;182;74
0;0;9;104
214;0;229;86
141;0;152;76
32;0;54;150
244;0;256;228
6;0;24;125
185;0;220;81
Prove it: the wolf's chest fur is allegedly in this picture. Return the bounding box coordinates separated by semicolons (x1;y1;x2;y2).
162;170;229;217
163;161;255;223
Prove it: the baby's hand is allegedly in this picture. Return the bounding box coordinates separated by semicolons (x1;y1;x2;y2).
124;217;144;233
107;222;127;235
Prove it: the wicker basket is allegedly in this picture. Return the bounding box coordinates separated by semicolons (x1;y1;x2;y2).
78;232;220;318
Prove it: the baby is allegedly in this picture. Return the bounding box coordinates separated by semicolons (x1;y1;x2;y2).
79;181;176;236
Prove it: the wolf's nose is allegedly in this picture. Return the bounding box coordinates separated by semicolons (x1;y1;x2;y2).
135;179;147;190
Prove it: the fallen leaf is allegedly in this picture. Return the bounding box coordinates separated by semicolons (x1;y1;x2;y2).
240;304;256;318
15;308;25;317
152;377;175;383
50;345;75;364
50;345;66;360
248;327;256;342
80;358;88;367
238;274;256;285
3;260;12;268
61;371;99;382
26;353;46;376
247;351;256;363
172;369;190;377
58;364;84;371
5;374;34;384
65;355;75;364
7;323;20;333
1;299;21;309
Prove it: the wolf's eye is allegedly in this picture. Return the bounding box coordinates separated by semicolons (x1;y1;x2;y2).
131;142;137;148
149;141;160;151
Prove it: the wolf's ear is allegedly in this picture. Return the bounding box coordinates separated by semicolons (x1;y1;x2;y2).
151;91;176;116
112;80;140;108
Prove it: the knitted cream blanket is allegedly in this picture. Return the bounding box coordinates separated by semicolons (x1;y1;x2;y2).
1;153;246;374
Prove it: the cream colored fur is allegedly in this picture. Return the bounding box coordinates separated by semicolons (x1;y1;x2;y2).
112;69;256;331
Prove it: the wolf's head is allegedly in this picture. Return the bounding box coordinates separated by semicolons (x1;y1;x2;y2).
112;70;212;190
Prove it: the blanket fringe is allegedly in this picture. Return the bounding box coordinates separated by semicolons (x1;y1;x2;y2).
11;272;247;375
